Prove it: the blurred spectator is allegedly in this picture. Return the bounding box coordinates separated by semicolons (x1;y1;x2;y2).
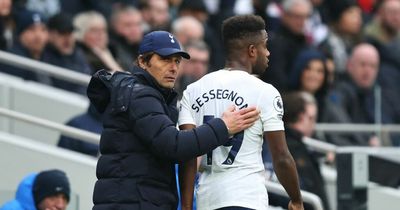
364;0;400;94
289;48;361;147
167;0;183;20
358;0;378;22
172;16;204;45
330;43;400;146
177;0;208;23
305;0;329;46
59;0;91;17
282;91;331;210
178;0;224;71
319;0;362;77
289;48;333;121
73;11;122;73
175;40;209;96
109;5;143;71
58;104;101;157
1;9;51;84
44;13;91;94
0;0;14;50
138;0;170;32
59;0;139;18
24;0;60;18
261;0;312;91
1;169;70;210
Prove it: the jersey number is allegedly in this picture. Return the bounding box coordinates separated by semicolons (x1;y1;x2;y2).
203;115;244;165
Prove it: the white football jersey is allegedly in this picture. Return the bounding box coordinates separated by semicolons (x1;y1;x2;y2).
178;70;284;210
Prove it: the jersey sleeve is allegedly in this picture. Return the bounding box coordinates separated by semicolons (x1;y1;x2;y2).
260;85;284;132
178;88;196;126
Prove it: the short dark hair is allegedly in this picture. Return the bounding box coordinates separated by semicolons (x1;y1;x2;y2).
221;15;266;52
137;52;154;66
282;91;316;124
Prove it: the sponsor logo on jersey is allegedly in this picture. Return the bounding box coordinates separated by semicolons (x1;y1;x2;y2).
273;96;283;119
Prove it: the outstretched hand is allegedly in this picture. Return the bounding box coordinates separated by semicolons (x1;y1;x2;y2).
221;105;260;135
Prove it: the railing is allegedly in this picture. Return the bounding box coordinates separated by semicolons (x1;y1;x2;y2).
315;123;400;133
315;123;400;146
0;50;91;86
0;107;100;144
0;106;326;209
266;181;324;210
303;136;337;153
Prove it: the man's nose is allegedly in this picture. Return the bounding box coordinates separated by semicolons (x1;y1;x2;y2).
55;197;68;209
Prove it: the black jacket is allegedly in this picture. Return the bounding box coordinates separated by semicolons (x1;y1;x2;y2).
58;104;102;157
43;44;92;94
88;68;230;210
286;127;330;210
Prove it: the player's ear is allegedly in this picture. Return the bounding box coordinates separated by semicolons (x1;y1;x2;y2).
137;55;147;69
248;44;256;58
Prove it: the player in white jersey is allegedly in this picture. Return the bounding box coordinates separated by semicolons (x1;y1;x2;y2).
178;15;304;210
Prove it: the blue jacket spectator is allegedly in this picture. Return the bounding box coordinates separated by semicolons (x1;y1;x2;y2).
58;104;102;157
1;169;70;210
1;173;37;210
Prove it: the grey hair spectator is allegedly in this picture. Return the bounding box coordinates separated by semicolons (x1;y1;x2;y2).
172;16;204;46
73;11;107;43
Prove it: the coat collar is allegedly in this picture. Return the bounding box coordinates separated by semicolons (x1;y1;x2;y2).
131;66;178;103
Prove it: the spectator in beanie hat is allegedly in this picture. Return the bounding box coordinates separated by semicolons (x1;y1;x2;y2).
0;169;71;210
13;9;48;61
33;169;70;210
0;9;50;84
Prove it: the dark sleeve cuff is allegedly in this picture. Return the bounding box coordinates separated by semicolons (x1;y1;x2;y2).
206;118;230;145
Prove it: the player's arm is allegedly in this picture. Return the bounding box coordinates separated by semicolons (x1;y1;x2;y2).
264;130;304;210
178;124;197;210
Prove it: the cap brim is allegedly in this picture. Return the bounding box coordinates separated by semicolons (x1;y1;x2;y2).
155;48;191;59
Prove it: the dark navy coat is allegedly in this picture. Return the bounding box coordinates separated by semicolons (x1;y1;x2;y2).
87;68;230;210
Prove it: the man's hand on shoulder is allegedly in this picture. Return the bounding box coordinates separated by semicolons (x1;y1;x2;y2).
221;105;260;135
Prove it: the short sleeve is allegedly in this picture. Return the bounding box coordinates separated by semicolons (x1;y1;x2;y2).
260;85;284;132
178;88;196;126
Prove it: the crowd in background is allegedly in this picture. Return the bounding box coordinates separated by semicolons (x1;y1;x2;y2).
1;0;400;209
1;0;397;145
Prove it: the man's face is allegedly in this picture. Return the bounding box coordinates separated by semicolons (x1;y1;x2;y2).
84;21;108;49
0;0;11;16
253;30;270;76
19;24;48;55
381;0;400;33
147;0;170;30
140;53;182;89
301;103;317;137
179;47;209;80
114;11;143;44
348;47;379;89
37;193;68;210
283;2;311;35
49;31;75;55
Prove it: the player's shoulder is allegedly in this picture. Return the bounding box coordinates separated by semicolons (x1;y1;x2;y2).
185;70;223;89
254;78;280;92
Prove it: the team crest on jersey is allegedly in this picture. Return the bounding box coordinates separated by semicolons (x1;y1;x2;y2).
273;96;283;119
